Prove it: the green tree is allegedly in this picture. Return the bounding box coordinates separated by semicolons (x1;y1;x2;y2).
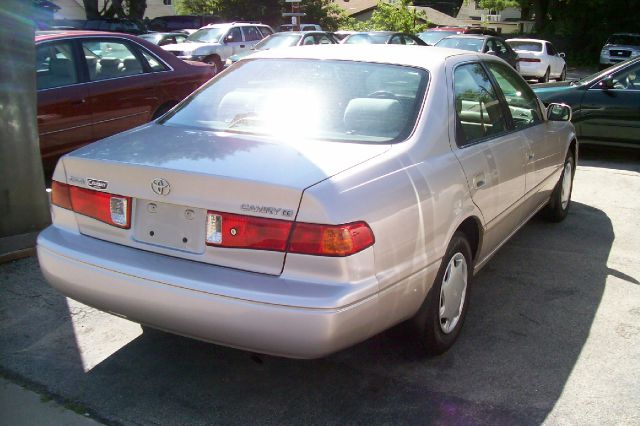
476;0;520;13
342;1;429;32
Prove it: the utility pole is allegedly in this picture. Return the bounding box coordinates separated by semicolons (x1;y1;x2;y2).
0;0;51;259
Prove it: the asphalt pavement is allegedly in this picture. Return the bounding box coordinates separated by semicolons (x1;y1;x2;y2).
1;147;638;425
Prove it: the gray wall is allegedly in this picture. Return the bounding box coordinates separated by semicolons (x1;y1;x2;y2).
0;0;50;239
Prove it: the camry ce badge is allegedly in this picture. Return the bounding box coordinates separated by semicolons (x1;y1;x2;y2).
151;178;171;196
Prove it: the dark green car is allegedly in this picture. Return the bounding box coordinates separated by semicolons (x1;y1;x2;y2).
533;57;640;148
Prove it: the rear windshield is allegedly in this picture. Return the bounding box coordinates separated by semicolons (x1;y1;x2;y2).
162;59;429;144
418;30;458;45
507;41;543;52
606;34;640;46
436;37;483;52
254;34;301;49
344;34;390;44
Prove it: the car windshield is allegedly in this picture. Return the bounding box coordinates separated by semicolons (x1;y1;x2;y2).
436;37;483;52
187;28;224;43
507;41;543;52
344;34;390;44
254;34;301;50
418;31;457;45
161;59;429;143
606;34;640;46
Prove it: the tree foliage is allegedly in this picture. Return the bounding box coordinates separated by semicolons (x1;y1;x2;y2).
341;1;430;32
476;0;520;13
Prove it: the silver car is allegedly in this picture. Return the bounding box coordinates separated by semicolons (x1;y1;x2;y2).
38;46;577;358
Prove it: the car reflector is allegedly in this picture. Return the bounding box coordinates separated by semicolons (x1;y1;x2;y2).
51;181;72;210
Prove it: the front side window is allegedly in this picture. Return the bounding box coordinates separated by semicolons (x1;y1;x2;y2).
162;59;429;144
226;27;243;43
609;61;640;90
486;61;542;129
36;41;79;90
453;63;508;146
82;40;145;80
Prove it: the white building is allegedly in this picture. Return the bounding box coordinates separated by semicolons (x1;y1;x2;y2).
52;0;178;20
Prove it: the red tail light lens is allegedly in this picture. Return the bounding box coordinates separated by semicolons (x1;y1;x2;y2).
50;180;131;228
206;211;292;251
518;58;541;62
205;212;375;257
289;221;375;257
51;181;72;210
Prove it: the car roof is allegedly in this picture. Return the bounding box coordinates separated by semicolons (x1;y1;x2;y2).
507;38;545;43
35;30;134;42
203;22;268;29
246;44;470;70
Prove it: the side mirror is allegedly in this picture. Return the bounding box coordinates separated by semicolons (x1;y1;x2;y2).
547;103;572;122
224;35;233;43
597;75;615;90
559;52;566;58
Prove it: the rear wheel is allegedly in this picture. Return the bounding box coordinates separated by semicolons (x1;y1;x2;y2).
411;232;472;356
544;151;574;222
539;67;550;83
559;66;567;81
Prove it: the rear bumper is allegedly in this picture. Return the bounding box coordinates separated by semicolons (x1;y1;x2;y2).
37;226;381;359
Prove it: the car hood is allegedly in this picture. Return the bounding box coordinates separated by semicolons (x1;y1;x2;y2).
66;123;392;191
162;42;218;52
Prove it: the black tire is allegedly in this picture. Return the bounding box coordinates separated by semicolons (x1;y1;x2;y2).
559;66;567;81
544;152;575;222
539;67;550;83
410;231;472;356
204;55;222;74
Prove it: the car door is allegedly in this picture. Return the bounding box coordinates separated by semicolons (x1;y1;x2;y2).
545;42;562;75
580;60;640;145
485;61;563;207
242;26;264;49
223;27;247;56
81;38;162;141
449;61;527;256
36;39;93;172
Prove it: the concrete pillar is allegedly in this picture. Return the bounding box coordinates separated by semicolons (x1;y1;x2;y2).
0;0;51;257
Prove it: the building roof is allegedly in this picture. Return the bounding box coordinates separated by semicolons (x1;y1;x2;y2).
411;6;463;27
333;0;378;16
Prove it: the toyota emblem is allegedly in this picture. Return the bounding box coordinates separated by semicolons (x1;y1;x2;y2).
151;178;171;196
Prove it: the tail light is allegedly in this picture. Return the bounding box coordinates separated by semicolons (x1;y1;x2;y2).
206;211;374;257
518;58;541;62
51;181;131;229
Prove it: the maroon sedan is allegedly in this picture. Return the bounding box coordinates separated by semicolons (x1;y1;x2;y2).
36;31;215;173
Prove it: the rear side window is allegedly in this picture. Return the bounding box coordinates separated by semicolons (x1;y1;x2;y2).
486;61;542;129
258;26;273;37
36;41;79;90
140;50;169;72
82;40;145;80
453;63;508;146
243;26;262;42
546;43;557;55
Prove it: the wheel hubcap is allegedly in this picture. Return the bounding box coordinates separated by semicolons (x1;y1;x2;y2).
560;161;572;209
439;253;468;334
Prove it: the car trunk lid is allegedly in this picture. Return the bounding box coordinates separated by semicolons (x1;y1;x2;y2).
60;123;390;275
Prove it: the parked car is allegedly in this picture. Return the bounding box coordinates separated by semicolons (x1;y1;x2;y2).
147;15;221;33
83;18;147;35
139;32;188;47
341;31;427;45
225;31;339;67
161;22;274;73
599;33;640;69
417;27;498;46
38;45;576;359
36;31;215;174
436;35;519;69
507;38;566;82
534;56;639;148
278;24;323;32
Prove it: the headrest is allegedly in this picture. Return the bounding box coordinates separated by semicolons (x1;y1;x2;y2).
99;57;121;70
344;98;404;136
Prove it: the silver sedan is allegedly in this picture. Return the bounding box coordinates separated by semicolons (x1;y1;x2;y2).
38;45;577;358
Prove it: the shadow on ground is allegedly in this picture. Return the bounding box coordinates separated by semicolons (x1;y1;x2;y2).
0;201;613;425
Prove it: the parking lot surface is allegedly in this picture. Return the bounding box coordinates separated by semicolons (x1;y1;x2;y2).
1;148;638;425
